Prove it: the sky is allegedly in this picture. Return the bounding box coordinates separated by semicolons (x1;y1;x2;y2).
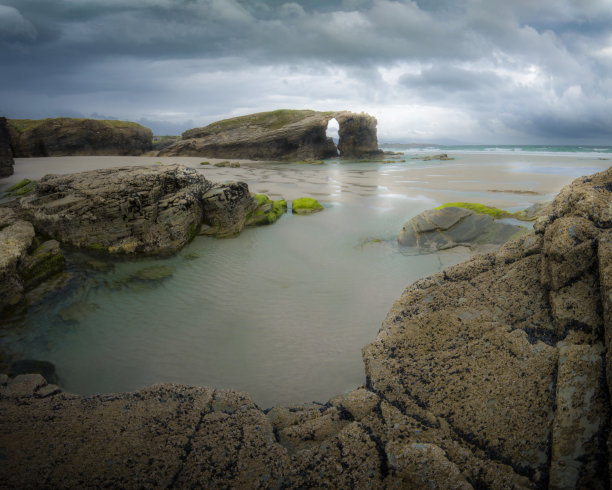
1;0;612;144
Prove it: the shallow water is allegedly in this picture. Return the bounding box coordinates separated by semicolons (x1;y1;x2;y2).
1;155;609;408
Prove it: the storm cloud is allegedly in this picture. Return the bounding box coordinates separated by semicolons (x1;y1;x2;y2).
1;0;611;143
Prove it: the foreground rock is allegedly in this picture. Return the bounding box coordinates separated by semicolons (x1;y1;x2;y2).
1;167;610;488
8;165;255;254
159;109;382;160
0;116;14;177
398;205;530;252
0;207;65;311
8;118;153;157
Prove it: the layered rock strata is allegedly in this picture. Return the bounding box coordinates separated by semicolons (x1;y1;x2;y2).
1;167;611;488
8;165;255;254
0;207;65;311
0;116;14;177
8;118;153;157
159;109;381;160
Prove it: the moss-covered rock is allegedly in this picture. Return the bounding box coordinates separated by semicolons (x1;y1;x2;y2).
246;194;287;226
18;240;66;289
5;179;36;197
436;202;533;221
292;197;324;215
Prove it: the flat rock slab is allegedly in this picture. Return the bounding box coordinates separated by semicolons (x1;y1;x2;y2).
399;206;529;251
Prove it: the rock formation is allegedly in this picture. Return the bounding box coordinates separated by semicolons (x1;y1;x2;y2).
398;206;530;251
0;116;14;177
159;109;381;160
0;167;610;488
7;165;255;255
0;207;65;311
8;118;153;157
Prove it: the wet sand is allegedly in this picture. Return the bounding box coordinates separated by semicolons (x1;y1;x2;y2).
3;153;609;211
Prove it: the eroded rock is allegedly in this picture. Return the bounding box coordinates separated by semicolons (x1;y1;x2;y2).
159;109;381;160
9;165;255;254
8;118;153;157
398;206;529;252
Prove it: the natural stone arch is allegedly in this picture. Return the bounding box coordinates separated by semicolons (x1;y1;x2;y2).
333;111;381;158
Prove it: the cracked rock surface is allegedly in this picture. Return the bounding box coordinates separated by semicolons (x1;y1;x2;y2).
7;165;255;255
1;167;611;488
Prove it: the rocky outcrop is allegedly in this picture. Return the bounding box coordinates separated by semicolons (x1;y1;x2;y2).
159;109;381;160
398;206;530;252
0;167;610;488
0;207;65;311
7;165;255;255
0;116;14;177
8;118;153;157
334;111;381;157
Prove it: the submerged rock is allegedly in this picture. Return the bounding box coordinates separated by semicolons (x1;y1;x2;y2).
129;265;174;282
0;116;14;178
159;109;381;160
292;197;324;215
0;167;610;488
398;205;529;252
8;118;153;157
58;301;101;323
8;360;58;385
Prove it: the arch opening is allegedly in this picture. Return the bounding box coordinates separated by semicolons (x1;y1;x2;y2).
326;118;340;155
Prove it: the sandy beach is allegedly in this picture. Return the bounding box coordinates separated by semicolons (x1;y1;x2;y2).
3;153;609;211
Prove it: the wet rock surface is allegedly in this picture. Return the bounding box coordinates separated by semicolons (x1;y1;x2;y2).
0;167;611;488
159;109;381;160
8;118;153;157
398;206;530;252
0;116;14;177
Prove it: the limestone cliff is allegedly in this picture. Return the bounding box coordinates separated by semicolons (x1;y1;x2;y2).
1;167;611;488
8;118;153;157
159;109;381;160
0;117;14;177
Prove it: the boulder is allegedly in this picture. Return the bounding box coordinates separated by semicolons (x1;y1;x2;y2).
398;205;529;251
0;116;14;177
8;165;255;254
292;197;324;215
8;118;153;157
159;109;382;160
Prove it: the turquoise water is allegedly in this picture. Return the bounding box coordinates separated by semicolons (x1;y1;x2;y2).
1;154;610;408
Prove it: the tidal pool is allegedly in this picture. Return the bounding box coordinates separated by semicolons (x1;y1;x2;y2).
1;154;607;408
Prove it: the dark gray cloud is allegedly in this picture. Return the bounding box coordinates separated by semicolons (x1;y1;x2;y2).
1;0;611;142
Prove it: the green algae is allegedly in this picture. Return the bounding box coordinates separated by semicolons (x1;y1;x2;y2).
19;248;66;289
292;197;324;215
200;161;210;165
247;194;287;226
435;202;536;222
6;179;36;196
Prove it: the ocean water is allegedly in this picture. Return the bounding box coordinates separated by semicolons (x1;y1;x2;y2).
1;152;610;408
380;143;612;156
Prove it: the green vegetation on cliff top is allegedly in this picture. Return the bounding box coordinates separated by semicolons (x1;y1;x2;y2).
185;109;336;137
8;118;148;134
